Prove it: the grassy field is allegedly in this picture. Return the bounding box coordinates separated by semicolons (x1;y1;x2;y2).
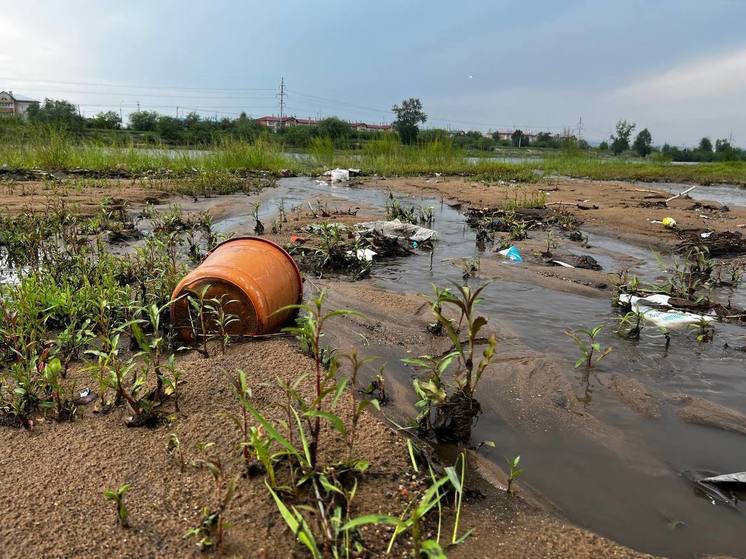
3;132;746;185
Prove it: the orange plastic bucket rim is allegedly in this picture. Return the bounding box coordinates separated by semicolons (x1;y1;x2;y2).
207;235;303;290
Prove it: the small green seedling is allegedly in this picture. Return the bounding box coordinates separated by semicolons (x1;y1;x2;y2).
506;455;523;494
167;433;185;472
565;325;612;368
689;316;714;343
617;309;646;339
103;484;131;528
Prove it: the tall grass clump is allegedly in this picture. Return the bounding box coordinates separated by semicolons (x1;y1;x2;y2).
308;136;335;168
206;137;296;173
357;136;464;175
0;129;298;175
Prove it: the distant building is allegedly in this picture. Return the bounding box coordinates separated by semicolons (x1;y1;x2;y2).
255;116;297;130
0;91;39;118
256;115;392;132
350;122;393;131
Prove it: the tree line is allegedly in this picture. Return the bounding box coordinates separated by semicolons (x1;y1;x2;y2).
599;119;744;161
4;98;744;161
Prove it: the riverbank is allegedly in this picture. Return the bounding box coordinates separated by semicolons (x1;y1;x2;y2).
4;138;746;185
2;172;746;557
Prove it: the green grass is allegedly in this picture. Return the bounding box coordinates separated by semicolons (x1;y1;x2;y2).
3;131;746;186
534;153;746;185
0;131;300;175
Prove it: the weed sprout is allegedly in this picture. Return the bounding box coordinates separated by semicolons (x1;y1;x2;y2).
103;484;131;528
564;325;613;368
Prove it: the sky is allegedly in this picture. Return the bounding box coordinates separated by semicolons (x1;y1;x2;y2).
1;0;745;145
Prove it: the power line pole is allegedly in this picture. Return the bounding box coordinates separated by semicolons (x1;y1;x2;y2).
176;106;179;118
278;77;287;127
576;116;583;140
137;101;140;112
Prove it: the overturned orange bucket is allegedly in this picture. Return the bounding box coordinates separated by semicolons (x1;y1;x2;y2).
170;237;302;341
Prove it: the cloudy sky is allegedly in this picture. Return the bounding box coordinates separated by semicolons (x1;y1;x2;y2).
1;0;744;145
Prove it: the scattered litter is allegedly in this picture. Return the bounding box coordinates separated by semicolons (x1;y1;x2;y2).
304;223;347;235
701;231;713;239
74;387;97;406
548;255;601;270
665;185;698;203
498;246;523;263
290;235;307;245
552;260;575;268
355;219;437;242
324;168;361;182
683;469;746;509
347;248;377;262
619;293;715;329
678;229;746;256
701;472;746;487
662;217;677;229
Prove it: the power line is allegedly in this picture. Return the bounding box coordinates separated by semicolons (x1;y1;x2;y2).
0;76;276;93
4;76;585;133
9;86;277;101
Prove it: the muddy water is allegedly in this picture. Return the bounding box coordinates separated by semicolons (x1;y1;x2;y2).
208;178;746;558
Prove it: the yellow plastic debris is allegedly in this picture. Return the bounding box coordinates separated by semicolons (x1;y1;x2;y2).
662;217;677;229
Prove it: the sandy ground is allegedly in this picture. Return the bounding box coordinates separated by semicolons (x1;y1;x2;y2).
0;334;656;559
0;178;174;215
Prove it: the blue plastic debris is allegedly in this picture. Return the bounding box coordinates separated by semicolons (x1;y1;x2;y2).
498;245;523;263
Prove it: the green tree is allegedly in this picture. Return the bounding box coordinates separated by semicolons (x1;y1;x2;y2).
155;116;184;143
598;140;609;151
392;98;427;144
88;111;122;130
715;138;738;161
511;129;526;147
230;112;262;141
533;132;558;148
316;117;352;142
632;128;653;157
128;111;158;131
610;120;636;155
26;99;86;132
698;137;713;152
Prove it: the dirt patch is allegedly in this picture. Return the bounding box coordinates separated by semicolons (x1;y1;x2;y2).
0;179;173;216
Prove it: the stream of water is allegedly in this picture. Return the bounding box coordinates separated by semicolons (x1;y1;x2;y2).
13;176;736;556
208;177;746;558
